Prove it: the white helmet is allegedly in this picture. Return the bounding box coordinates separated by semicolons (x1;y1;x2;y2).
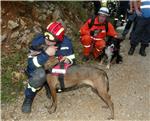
98;7;109;16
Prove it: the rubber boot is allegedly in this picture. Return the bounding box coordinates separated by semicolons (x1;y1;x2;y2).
22;97;34;113
22;88;36;113
44;82;51;99
139;44;146;56
128;45;136;55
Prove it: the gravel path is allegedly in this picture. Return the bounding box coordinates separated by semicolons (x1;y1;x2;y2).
1;38;150;121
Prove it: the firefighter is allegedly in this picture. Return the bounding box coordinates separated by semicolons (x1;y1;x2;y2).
128;0;150;56
22;22;75;113
122;0;141;40
80;7;120;61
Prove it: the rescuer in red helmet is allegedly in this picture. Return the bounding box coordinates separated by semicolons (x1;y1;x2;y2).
22;22;75;113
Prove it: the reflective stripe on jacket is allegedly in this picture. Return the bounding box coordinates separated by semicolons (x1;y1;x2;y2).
26;35;75;75
141;0;150;18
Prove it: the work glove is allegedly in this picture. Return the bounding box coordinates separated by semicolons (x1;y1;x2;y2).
113;34;124;42
115;35;124;42
90;31;95;36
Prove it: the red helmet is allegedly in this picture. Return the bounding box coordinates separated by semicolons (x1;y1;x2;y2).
44;22;65;42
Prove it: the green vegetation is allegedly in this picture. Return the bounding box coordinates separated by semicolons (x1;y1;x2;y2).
1;1;92;103
57;1;89;22
1;48;27;103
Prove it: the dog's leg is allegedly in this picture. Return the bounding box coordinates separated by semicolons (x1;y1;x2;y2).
94;77;114;119
99;50;105;65
97;90;114;119
100;58;104;65
101;92;114;119
99;55;107;66
46;74;58;114
106;56;112;69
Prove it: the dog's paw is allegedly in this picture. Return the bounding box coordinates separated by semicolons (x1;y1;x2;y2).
107;116;114;120
116;55;123;64
45;105;56;114
45;105;52;114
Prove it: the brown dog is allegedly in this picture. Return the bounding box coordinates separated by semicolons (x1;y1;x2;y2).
46;64;114;119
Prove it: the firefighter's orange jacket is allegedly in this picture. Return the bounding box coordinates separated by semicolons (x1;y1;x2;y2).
80;16;118;39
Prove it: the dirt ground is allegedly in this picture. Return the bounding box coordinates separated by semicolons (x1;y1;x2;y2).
1;34;150;121
1;2;149;120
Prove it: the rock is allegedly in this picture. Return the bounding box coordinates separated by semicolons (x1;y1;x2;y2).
52;7;62;21
1;8;6;15
24;29;31;34
46;10;52;15
19;18;26;28
41;2;49;9
10;31;19;39
14;44;22;50
48;3;55;11
7;20;19;30
17;33;34;45
38;14;47;21
33;25;42;34
1;34;7;42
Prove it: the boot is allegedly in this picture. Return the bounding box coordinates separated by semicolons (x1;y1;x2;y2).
44;82;51;99
128;45;136;55
139;45;146;56
82;56;89;62
22;97;34;113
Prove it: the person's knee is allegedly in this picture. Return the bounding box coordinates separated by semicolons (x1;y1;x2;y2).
81;35;92;45
29;68;46;89
95;40;106;48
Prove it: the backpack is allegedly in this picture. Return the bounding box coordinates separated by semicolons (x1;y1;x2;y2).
88;15;109;32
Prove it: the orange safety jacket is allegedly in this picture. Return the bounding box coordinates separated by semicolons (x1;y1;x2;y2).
80;16;118;58
80;16;118;40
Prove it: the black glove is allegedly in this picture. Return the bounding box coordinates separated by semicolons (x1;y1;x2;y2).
115;34;125;42
90;31;95;36
117;37;124;42
90;30;100;36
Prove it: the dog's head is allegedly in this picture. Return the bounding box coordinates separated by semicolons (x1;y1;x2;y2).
105;43;115;56
106;37;121;52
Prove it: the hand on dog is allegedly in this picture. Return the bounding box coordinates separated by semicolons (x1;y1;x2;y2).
44;57;59;70
59;56;70;64
114;35;124;42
